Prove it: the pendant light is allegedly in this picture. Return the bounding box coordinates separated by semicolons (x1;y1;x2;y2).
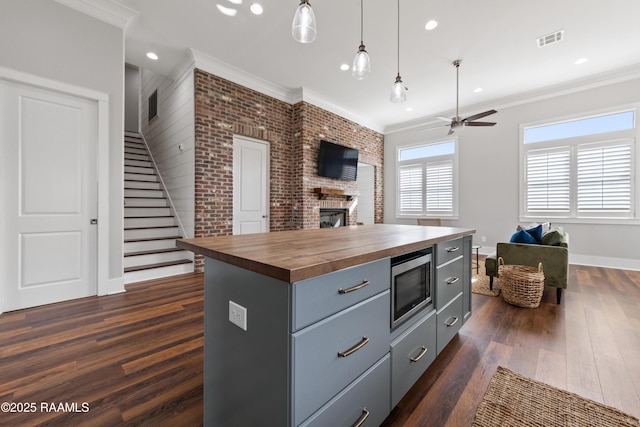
292;0;317;43
390;0;407;103
352;0;371;80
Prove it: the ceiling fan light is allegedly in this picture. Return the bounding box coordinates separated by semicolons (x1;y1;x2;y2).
292;0;316;43
390;75;407;103
352;45;371;80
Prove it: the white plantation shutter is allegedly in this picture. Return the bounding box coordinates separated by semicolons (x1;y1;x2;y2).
426;161;453;213
399;164;423;213
577;142;632;212
526;150;571;213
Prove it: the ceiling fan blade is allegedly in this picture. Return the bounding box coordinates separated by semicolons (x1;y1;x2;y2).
462;109;497;123
436;116;453;123
465;121;496;127
447;128;455;136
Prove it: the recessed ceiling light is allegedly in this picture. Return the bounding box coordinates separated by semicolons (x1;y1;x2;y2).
406;107;414;112
340;63;350;71
425;20;438;30
216;4;238;16
250;3;263;14
575;58;588;65
474;87;483;93
146;52;158;60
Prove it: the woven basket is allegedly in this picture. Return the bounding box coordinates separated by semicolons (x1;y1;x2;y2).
498;257;545;308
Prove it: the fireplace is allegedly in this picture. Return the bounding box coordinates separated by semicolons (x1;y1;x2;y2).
320;209;347;228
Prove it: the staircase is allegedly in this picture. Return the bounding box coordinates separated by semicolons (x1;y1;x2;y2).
123;131;193;284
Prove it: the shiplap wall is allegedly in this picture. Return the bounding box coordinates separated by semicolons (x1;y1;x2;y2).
140;68;195;237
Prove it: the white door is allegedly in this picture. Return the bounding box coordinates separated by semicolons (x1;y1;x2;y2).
0;80;98;311
233;136;269;235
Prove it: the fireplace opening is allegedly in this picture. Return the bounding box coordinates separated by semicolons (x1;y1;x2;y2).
320;209;347;228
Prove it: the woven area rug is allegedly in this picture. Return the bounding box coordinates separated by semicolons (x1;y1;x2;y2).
473;366;640;427
472;259;500;297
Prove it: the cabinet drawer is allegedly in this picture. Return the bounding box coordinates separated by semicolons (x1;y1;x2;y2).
436;293;463;354
435;237;464;266
390;309;437;408
299;354;390;427
292;258;390;331
435;257;463;309
292;291;390;426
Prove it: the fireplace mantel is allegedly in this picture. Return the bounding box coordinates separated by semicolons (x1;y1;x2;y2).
313;187;359;200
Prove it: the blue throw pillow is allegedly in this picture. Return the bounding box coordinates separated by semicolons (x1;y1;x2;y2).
510;229;538;244
525;224;543;242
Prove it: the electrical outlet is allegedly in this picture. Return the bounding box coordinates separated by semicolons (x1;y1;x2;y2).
229;301;247;331
481;236;487;243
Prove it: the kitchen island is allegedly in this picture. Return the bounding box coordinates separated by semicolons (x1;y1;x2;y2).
177;224;475;427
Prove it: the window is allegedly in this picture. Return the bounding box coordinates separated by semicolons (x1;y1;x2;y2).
397;139;457;217
521;108;637;221
148;89;158;122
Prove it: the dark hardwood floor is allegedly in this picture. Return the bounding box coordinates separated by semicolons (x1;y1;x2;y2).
0;262;638;426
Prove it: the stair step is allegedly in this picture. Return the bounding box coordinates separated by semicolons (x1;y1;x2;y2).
124;173;159;182
123;261;194;284
125;165;156;175
124;197;168;207
125;142;145;150
124;237;181;252
124;188;164;198
124;226;180;240
124;249;191;269
124;259;193;273
124;235;183;242
124;216;176;227
124;181;162;190
124;247;184;257
124;207;171;217
125;153;150;162
125;147;148;156
125;159;153;168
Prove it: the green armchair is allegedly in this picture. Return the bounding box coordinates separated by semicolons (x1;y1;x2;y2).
485;229;569;304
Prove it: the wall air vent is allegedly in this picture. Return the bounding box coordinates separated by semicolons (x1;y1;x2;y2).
537;30;564;48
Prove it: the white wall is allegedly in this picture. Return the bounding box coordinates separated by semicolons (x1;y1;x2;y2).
140;68;195;237
385;77;640;270
0;0;125;289
357;163;375;224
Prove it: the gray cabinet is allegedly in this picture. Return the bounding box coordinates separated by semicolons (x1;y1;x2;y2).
390;309;437;407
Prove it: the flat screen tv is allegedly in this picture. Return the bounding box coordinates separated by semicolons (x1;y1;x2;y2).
317;140;359;181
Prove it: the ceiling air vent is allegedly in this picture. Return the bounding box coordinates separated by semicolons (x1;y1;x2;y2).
537;30;564;48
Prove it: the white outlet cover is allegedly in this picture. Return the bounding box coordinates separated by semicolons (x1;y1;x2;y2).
229;300;247;331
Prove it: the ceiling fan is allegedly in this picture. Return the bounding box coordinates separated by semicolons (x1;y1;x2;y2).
419;60;497;135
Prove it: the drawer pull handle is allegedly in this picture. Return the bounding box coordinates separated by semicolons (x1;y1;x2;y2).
446;277;459;285
446;246;460;253
338;280;370;294
410;346;428;362
352;408;370;427
338;336;369;358
445;316;459;327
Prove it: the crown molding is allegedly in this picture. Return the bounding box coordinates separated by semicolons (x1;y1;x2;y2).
54;0;139;31
191;48;293;104
386;64;640;134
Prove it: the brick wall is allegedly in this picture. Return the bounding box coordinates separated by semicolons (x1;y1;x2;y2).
193;68;384;270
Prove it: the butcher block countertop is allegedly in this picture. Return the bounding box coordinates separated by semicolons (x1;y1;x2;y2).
177;224;475;283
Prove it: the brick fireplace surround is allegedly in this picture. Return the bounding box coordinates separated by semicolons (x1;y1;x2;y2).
193;68;384;271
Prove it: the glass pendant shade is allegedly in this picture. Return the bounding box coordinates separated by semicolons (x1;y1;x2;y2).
352;45;371;80
292;0;317;43
390;75;407;103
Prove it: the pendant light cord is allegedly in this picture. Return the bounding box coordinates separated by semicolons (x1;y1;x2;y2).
396;0;400;76
360;0;364;45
